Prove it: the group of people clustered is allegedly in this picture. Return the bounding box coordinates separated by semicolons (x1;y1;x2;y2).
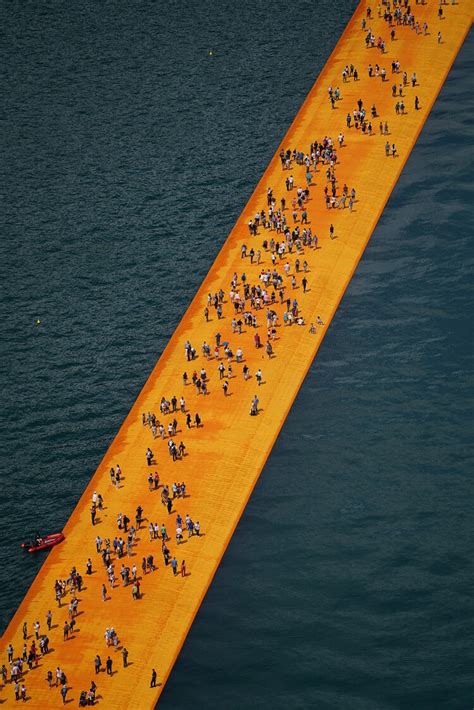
2;0;451;703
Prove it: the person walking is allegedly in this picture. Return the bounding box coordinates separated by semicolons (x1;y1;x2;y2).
122;648;129;668
150;668;157;687
106;656;113;676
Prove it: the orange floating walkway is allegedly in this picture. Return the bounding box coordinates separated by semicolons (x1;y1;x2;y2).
2;1;472;706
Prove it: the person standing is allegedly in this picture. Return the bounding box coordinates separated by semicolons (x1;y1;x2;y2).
171;557;178;576
122;647;129;668
94;655;101;674
150;668;157;687
106;656;113;676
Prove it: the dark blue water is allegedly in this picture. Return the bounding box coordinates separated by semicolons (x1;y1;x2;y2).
1;2;472;708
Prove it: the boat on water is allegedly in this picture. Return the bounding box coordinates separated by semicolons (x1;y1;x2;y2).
21;532;65;553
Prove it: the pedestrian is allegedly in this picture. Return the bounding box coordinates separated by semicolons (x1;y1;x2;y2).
147;554;155;572
222;381;228;396
150;668;157;687
250;395;259;415
101;583;108;602
94;655;101;674
329;224;335;240
302;277;308;293
60;684;68;704
106;656;113;676
122;647;129;668
171;557;178;576
46;610;52;630
181;560;186;577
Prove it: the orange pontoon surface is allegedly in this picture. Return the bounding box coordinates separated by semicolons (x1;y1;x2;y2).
2;1;472;706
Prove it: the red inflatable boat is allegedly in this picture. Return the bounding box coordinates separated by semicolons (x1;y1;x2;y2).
21;533;65;553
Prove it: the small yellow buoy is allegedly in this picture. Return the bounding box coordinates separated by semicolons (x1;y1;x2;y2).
35;319;41;325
